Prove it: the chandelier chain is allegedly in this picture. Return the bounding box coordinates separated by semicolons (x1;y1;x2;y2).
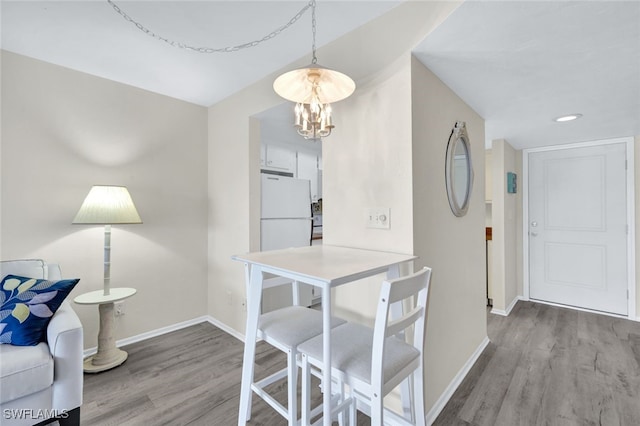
107;0;314;54
311;0;317;64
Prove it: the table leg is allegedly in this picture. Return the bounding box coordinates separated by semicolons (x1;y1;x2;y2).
322;284;332;426
238;265;264;425
83;302;128;373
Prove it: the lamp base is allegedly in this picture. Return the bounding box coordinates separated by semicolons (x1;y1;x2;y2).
81;299;133;373
83;349;128;373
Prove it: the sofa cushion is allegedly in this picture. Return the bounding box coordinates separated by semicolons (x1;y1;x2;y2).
0;342;54;404
0;275;79;346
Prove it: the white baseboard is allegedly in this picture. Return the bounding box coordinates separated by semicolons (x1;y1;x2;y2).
490;296;523;317
83;315;213;358
425;336;490;425
204;315;246;342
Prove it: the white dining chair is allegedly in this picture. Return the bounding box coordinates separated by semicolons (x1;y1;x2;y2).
298;267;432;426
248;275;346;426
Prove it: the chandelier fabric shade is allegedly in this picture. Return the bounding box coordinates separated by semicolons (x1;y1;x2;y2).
273;65;355;105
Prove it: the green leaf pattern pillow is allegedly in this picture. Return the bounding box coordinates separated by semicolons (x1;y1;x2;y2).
0;275;79;346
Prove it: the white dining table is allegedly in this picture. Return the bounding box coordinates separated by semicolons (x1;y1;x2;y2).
232;244;417;426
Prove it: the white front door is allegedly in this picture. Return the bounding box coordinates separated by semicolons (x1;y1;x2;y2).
528;142;629;315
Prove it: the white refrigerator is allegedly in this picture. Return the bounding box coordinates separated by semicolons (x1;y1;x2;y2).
261;174;313;312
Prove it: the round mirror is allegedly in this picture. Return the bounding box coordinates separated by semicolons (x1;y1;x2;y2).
445;121;473;217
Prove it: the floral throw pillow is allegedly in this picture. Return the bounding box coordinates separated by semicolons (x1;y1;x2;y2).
0;274;79;346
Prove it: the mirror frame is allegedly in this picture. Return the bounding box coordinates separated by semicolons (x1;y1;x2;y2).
445;121;474;217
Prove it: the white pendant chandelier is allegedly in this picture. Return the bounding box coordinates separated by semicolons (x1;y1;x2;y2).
273;0;355;140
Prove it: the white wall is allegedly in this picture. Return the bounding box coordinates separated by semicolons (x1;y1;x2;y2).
324;54;414;324
490;139;520;314
208;88;276;333
411;56;487;413
1;51;209;348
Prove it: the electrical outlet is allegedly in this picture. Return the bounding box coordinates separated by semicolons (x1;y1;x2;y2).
114;302;125;316
366;207;390;229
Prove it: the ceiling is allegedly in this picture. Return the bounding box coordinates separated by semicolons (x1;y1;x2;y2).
1;1;400;106
2;1;639;150
413;1;640;149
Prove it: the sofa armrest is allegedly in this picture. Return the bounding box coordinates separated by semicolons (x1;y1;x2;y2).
47;300;83;412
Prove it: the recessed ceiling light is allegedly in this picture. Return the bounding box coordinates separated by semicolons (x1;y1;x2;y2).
554;114;583;122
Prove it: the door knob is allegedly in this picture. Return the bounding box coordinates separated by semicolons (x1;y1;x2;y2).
531;231;538;237
531;221;538;227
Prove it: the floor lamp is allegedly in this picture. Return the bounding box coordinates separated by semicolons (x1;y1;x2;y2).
73;185;142;372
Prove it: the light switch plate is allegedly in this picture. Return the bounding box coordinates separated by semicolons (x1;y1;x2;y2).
366;208;390;229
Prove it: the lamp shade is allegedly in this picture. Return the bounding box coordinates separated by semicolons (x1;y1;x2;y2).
72;185;142;224
273;65;355;104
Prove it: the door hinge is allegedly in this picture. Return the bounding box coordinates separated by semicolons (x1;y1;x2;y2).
625;159;628;170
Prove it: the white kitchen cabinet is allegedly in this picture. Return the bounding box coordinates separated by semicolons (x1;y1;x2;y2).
262;144;296;174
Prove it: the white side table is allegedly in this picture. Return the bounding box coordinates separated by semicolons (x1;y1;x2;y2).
74;287;137;373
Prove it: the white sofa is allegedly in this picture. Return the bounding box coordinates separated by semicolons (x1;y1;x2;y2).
0;260;83;426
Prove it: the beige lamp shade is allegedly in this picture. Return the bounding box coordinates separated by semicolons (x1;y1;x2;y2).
73;185;142;224
273;65;356;104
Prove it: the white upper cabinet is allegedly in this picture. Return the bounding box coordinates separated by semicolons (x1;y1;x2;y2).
260;142;322;200
262;144;296;173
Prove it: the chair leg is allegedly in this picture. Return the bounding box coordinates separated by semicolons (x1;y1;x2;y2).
371;393;384;426
287;349;298;426
337;378;346;426
413;367;426;426
301;354;311;426
349;394;357;426
403;373;415;421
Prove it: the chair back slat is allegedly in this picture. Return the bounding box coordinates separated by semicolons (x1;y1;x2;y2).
385;305;423;338
386;269;430;304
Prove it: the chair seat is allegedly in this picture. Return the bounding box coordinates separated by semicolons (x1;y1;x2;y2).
298;322;420;385
258;306;345;349
0;342;53;404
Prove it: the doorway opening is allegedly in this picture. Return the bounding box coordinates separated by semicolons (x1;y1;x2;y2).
253;103;324;310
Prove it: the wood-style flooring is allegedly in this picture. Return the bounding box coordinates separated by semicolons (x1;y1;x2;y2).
81;301;640;425
434;301;640;426
80;322;357;426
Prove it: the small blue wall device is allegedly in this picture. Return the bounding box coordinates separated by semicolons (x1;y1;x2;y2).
507;172;517;194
